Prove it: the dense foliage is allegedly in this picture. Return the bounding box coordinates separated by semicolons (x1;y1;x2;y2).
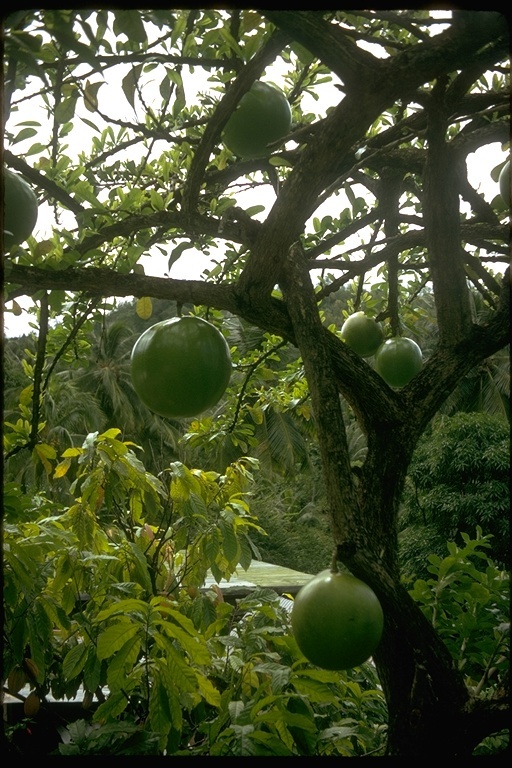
400;412;510;576
3;433;508;755
2;8;510;757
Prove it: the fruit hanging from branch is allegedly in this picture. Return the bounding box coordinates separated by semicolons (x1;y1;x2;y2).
130;316;232;418
291;569;384;671
222;81;292;159
340;311;384;358
374;337;423;388
3;168;39;250
498;158;510;207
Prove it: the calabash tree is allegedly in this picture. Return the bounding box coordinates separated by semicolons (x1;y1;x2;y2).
3;9;510;756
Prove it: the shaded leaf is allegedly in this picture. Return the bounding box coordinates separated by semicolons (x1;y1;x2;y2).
122;64;143;110
83;80;104;112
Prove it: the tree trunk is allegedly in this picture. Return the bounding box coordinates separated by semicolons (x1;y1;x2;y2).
279;242;480;757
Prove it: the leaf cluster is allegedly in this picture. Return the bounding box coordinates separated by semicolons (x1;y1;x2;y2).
400;412;510;572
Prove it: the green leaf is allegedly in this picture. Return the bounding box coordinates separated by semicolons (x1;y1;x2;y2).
157;620;211;665
61;446;83;458
25;142;47;156
290;41;316;66
167;241;194;271
122;64;143;110
172;75;186;117
95;598;148;623
79;116;101;132
83;647;103;693
154;658;184;730
318;725;358;741
150;189;164;211
53;457;72;478
219;519;239;563
197;673;222;707
113;11;147;45
83;80;104;112
63;642;89;680
97;622;141;659
93;690;129;721
149;670;173;737
12;127;38;144
107;634;142;690
55;96;77;124
163;643;199;692
245;205;266;217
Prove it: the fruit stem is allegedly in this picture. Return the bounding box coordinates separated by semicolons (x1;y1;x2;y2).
330;549;339;574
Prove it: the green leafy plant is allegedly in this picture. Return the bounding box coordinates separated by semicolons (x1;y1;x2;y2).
409;529;509;706
57;719;161;755
400;412;510;574
3;430;265;753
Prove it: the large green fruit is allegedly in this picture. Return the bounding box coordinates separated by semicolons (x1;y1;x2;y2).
222;81;292;159
341;311;384;357
374;337;423;388
498;159;510;207
130;316;232;418
291;570;384;670
3;168;38;250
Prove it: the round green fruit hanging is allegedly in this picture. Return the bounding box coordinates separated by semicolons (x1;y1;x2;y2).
498;159;510;208
374;336;423;388
222;81;292;160
3;168;39;250
130;316;232;418
341;311;384;357
291;569;384;671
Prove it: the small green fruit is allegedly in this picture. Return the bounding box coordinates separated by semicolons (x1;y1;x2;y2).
498;159;510;207
291;570;384;671
374;337;423;388
222;81;292;159
3;168;38;250
341;311;384;357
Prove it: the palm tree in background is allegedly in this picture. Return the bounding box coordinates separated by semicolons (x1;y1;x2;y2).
71;318;182;472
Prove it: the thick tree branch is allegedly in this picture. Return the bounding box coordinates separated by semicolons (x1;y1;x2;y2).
261;10;383;88
4;264;241;315
69;209;260;259
423;80;474;345
462;694;511;752
385;12;509;98
4;150;86;215
6;259;508;437
235;13;509;303
278;241;368;552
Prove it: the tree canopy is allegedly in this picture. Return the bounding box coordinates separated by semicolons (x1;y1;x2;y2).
2;9;510;757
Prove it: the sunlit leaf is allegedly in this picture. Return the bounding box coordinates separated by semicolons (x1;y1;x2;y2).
97;622;141;660
136;296;153;319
